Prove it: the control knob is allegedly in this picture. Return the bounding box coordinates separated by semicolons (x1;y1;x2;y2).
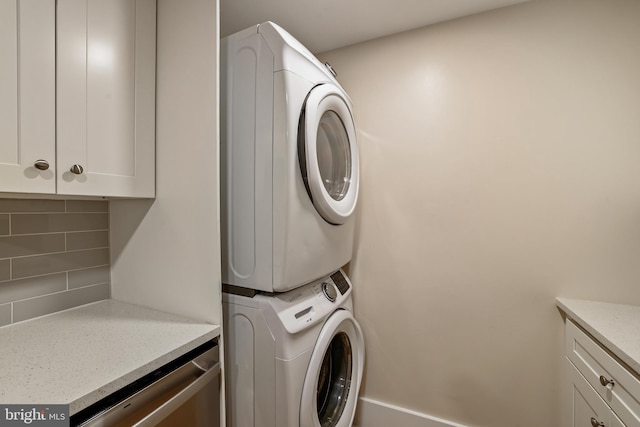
321;281;338;302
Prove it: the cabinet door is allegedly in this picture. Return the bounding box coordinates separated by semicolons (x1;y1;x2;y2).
0;0;55;194
57;0;156;198
566;319;640;425
567;358;612;427
611;412;626;427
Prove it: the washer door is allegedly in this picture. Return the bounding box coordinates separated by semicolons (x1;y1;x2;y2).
298;84;359;225
300;309;365;427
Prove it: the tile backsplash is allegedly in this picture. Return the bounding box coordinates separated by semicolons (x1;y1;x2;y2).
0;199;110;326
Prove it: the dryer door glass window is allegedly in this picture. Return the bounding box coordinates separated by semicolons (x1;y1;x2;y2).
299;84;359;225
316;332;352;426
317;111;351;202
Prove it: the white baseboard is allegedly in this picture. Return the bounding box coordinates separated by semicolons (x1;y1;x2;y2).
353;397;469;427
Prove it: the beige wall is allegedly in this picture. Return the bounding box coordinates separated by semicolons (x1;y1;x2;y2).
110;0;221;324
318;0;640;425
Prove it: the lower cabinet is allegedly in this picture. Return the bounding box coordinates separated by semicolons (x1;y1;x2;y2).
567;358;625;427
565;319;640;426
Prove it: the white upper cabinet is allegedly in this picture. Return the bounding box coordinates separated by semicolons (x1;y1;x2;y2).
57;0;156;197
0;0;56;194
0;0;156;198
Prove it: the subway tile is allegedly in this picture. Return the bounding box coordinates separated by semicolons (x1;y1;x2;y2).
0;215;8;236
11;213;108;235
12;248;109;279
0;273;66;305
0;199;65;213
66;231;109;251
0;199;112;323
0;234;65;258
13;283;110;323
0;304;10;327
68;266;110;289
0;260;9;281
66;200;109;213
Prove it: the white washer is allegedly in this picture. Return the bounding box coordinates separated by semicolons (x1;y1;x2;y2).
223;270;365;427
220;22;360;292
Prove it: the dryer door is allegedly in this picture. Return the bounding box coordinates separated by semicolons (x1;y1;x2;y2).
300;309;365;427
299;84;359;225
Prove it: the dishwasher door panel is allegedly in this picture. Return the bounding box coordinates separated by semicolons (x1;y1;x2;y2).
76;342;220;427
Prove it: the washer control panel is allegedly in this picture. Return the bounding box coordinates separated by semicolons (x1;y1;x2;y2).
272;269;352;334
330;270;351;295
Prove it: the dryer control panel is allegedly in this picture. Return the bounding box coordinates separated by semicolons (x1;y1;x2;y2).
271;269;352;334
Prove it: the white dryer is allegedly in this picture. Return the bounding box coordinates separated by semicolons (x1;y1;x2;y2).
223;270;365;427
220;22;360;293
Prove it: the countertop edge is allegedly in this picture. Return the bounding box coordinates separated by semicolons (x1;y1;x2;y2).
555;297;640;375
555;297;615;351
0;300;222;415
70;325;220;414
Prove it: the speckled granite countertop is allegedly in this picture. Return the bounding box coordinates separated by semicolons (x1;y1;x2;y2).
0;299;220;415
556;297;640;374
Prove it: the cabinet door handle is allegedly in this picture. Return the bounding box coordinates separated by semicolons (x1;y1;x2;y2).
590;417;605;427
599;375;615;388
34;160;50;171
70;164;84;175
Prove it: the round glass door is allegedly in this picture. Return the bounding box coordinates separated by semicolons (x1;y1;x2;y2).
299;84;359;225
316;111;351;202
316;332;352;426
300;310;365;427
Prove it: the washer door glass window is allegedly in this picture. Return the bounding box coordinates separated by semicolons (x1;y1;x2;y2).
317;332;352;426
299;84;359;225
300;310;365;427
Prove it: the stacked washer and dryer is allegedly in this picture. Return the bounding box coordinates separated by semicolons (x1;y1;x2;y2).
220;22;365;427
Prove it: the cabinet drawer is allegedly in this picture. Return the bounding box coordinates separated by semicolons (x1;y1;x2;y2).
566;357;626;427
566;319;640;426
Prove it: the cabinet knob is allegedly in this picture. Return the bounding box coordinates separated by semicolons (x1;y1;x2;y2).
70;164;84;175
599;375;615;388
34;160;50;171
590;417;605;427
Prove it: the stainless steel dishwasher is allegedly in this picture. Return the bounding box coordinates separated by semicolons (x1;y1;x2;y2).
71;340;220;427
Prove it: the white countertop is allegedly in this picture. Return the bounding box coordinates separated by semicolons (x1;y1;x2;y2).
556;297;640;374
0;299;220;415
